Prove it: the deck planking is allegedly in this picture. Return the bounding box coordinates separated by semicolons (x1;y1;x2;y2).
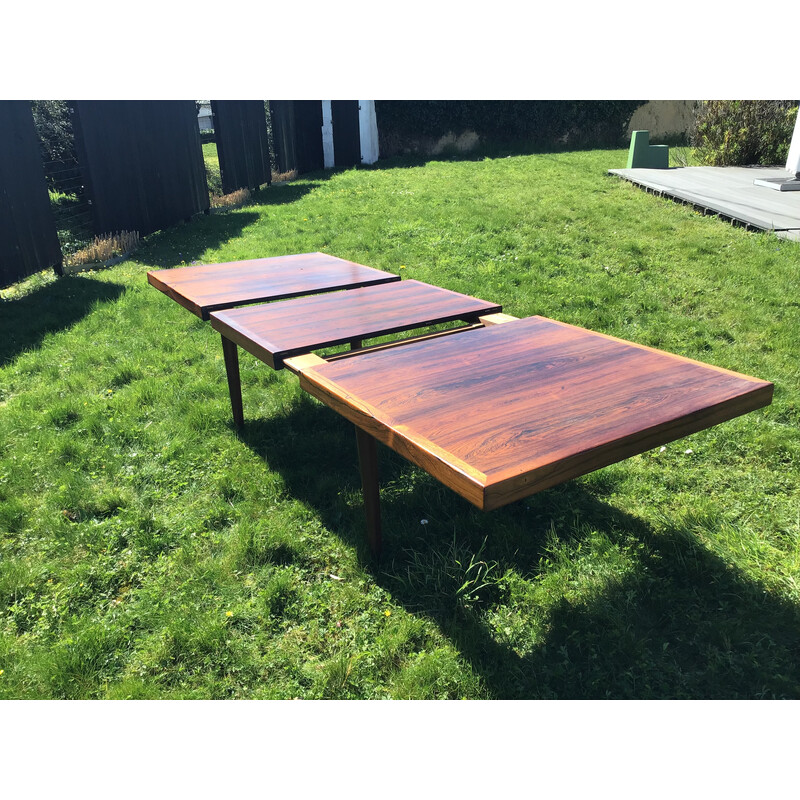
609;166;800;241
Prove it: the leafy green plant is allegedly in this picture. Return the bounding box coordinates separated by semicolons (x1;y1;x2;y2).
692;100;799;166
30;101;74;165
30;101;83;197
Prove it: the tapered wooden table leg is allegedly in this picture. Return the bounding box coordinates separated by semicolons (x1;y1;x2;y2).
221;334;244;429
354;426;382;559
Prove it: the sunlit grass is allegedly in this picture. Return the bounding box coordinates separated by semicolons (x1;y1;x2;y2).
1;148;798;699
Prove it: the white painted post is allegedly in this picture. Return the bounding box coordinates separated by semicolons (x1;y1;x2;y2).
359;101;379;165
321;101;335;169
786;110;800;177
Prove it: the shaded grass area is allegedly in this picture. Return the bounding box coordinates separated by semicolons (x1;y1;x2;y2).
1;148;798;699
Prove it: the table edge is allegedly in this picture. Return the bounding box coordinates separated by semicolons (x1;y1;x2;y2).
482;380;774;510
211;300;503;369
299;368;489;508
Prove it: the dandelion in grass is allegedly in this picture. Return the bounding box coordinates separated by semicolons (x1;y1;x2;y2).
384;610;391;617
226;611;233;617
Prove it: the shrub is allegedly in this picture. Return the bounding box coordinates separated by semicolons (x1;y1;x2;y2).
692;100;799;166
30;100;83;195
30;100;73;164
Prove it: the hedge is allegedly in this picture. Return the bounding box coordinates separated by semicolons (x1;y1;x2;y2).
375;100;646;154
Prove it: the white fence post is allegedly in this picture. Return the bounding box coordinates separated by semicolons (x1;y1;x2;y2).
321;101;335;169
359;101;379;165
786;110;800;177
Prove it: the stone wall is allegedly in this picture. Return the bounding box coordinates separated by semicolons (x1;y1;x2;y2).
626;101;698;142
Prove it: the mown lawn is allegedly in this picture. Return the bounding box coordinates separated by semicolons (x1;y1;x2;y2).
1;148;798;699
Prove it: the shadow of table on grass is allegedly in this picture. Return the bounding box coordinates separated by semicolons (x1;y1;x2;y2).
0;275;124;367
238;397;800;700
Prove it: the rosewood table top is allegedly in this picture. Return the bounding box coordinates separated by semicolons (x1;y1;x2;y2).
146;252;400;319
209;280;502;369
294;315;774;512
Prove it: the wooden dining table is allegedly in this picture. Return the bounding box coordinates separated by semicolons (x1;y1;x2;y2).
148;254;774;560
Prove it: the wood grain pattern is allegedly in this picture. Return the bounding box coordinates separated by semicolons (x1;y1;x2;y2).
298;316;773;511
146;252;400;319
209;280;502;368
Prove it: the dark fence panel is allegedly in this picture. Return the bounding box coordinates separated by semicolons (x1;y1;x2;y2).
269;100;324;175
269;100;297;175
0;101;63;288
211;100;271;194
332;100;361;168
294;101;324;173
70;100;209;237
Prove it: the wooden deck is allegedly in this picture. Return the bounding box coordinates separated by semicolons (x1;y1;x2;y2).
608;166;800;242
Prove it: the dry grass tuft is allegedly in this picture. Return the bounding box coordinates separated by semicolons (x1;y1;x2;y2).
66;231;140;267
210;188;251;209
271;169;298;183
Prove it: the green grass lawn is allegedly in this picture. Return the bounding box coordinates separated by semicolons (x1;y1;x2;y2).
1;148;798;699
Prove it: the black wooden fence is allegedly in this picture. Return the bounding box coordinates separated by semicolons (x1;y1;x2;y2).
211;101;271;194
270;100;298;174
2;98;371;289
270;100;325;175
0;101;63;288
294;101;325;173
331;101;361;168
70;100;209;237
